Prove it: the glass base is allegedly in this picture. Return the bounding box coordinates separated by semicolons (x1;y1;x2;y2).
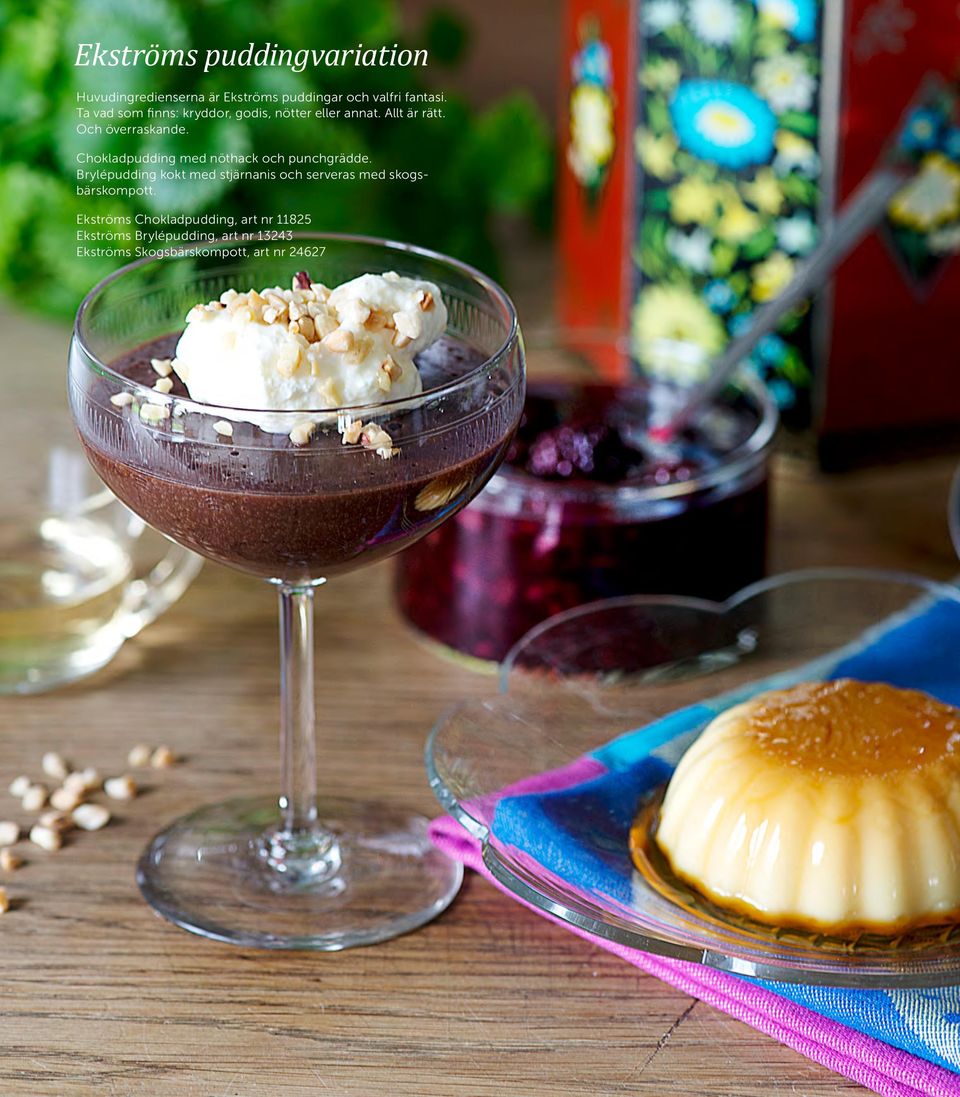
136;796;463;950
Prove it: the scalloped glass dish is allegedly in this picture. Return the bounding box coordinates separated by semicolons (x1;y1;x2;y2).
427;569;960;987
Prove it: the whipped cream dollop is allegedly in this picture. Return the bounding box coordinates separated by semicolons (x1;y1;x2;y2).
171;271;447;432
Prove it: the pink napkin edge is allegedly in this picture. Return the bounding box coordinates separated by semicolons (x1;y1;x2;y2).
430;814;960;1097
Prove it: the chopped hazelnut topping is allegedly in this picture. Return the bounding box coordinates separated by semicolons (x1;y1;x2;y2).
127;743;152;768
72;804;110;832
345;334;372;366
392;330;412;350
110;392;135;408
150;358;174;378
297;315;317;342
276;343;302;378
322;328;355;355
360;423;399;460
0;850;22;873
289;422;316;447
0;822;19;848
139;403;170;424
262;306;279;324
153;377;174;394
394;310;422;342
339;417;364;445
418;290;435;312
316;378;341;407
150;746;176;769
363;308;392;332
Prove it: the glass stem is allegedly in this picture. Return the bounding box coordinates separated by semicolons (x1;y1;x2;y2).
265;582;339;882
278;584;318;834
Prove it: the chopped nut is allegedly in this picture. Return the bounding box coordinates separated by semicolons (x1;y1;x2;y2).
293;271;312;290
110;392;135;408
339;417;364;445
153;377;174;394
0;850;23;872
0;822;19;847
360;423;399;460
8;776;30;798
29;824;62;851
139;403;170;424
66;768;100;794
213;419;234;438
50;786;82;813
39;811;72;833
345;334;372;366
276;343;301;378
394;310;422;342
104;775;137;802
363;308;392;332
72;804;110;832
150;358;174;378
418;290;435;312
41;752;69;781
322;328;355;354
0;886;10;913
127;743;152;768
297;315;316;342
262;306;279;324
151;746;176;769
289;422;316;448
392;330;412;350
21;785;47;813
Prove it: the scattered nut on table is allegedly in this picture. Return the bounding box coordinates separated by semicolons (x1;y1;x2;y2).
0;850;23;872
8;776;30;798
104;775;137;802
150;746;176;769
39;811;72;833
21;785;47;813
72;804;110;832
0;821;19;847
41;752;69;781
29;824;62;851
0;886;10;913
50;786;82;813
127;744;152;768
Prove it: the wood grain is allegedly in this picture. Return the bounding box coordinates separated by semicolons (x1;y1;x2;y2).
1;303;957;1096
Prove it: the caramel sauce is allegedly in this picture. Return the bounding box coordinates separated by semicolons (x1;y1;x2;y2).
742;679;960;778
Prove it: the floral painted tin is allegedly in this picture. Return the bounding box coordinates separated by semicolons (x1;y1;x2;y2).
558;0;960;460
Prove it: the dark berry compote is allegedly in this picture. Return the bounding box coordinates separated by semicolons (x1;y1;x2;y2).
395;380;775;662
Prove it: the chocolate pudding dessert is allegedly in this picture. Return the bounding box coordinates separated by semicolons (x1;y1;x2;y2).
73;273;521;582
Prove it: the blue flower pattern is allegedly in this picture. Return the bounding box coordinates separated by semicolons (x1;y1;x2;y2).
670;80;777;169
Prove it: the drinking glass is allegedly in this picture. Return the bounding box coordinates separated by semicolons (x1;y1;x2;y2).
0;444;200;693
67;234;525;949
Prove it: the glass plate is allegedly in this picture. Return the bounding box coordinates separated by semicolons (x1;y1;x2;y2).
427;568;960;987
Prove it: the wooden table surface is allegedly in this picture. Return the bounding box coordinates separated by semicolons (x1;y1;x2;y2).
2;303;959;1096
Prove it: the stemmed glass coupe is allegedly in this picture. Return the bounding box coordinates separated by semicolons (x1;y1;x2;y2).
68;234;525;949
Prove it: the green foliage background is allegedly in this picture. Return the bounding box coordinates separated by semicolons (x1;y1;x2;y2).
0;0;553;318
